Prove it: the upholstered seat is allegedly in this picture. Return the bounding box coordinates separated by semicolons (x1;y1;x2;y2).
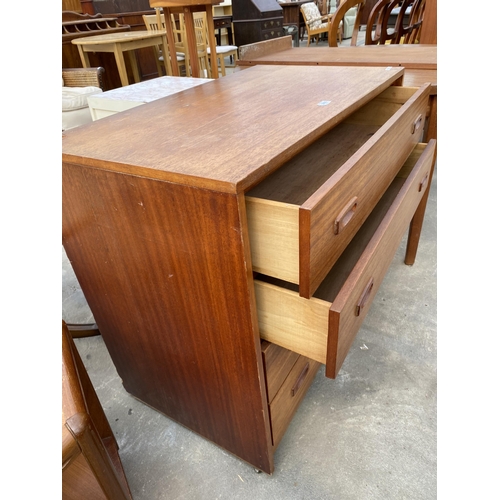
300;2;339;46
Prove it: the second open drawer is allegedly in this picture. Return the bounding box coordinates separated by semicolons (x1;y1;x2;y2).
254;141;436;379
246;84;430;299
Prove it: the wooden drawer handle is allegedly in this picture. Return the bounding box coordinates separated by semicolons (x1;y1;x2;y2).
419;172;429;192
411;114;423;135
291;362;310;397
355;278;374;317
334;196;358;235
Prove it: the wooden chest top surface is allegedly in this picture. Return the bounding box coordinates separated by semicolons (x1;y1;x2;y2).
62;65;404;193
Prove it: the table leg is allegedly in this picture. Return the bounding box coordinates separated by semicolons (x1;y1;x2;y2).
205;6;219;79
128;50;141;84
183;7;201;78
160;34;173;76
405;142;436;265
77;45;91;68
113;44;130;87
164;7;180;76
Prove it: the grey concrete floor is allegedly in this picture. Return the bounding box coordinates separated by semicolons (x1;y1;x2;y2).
62;163;437;499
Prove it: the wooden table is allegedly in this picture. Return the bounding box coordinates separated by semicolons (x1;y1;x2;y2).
238;39;437;143
238;41;437;69
72;31;169;87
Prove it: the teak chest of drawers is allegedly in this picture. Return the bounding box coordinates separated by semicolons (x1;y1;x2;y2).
62;65;435;474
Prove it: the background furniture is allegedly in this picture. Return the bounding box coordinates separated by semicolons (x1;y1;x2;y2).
279;0;309;45
213;15;234;45
327;0;359;40
419;0;436;44
232;0;284;47
149;0;220;78
394;0;426;44
63;64;434;473
88;76;211;120
328;0;365;47
236;40;437;144
142;12;187;76
192;11;239;77
300;2;337;46
364;0;399;45
72;30;169;87
62;321;132;499
62;67;104;131
62;11;131;90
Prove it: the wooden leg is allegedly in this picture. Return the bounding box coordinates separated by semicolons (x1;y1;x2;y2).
205;6;219;79
164;7;180;76
405;146;436;265
77;45;91;68
128;50;141;83
183;7;200;78
218;54;226;76
113;44;129;86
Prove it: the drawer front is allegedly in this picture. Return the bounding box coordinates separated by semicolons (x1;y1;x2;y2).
300;85;430;298
325;140;435;378
261;19;282;30
262;340;300;402
255;141;436;379
268;355;320;446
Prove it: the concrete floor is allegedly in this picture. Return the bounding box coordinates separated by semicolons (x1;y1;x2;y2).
62;29;436;497
62;167;436;499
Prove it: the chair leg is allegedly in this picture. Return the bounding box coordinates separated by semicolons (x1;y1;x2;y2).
219;54;226;77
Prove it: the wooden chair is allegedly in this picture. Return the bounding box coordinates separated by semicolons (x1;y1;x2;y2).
143;11;187;76
364;0;400;45
328;0;366;47
300;2;339;46
392;0;426;44
62;321;132;500
400;0;426;43
193;11;239;77
178;11;212;77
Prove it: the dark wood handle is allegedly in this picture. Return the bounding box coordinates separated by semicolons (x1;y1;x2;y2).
418;172;429;192
291;363;310;397
334;196;358;235
411;114;423;134
355;278;374;316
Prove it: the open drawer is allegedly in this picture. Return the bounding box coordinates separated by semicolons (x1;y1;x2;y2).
254;141;436;379
246;84;431;299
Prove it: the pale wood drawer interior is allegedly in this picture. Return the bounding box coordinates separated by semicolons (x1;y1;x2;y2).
254;141;435;379
246;86;428;298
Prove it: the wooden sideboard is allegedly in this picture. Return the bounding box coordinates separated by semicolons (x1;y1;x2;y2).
62;65;435;473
